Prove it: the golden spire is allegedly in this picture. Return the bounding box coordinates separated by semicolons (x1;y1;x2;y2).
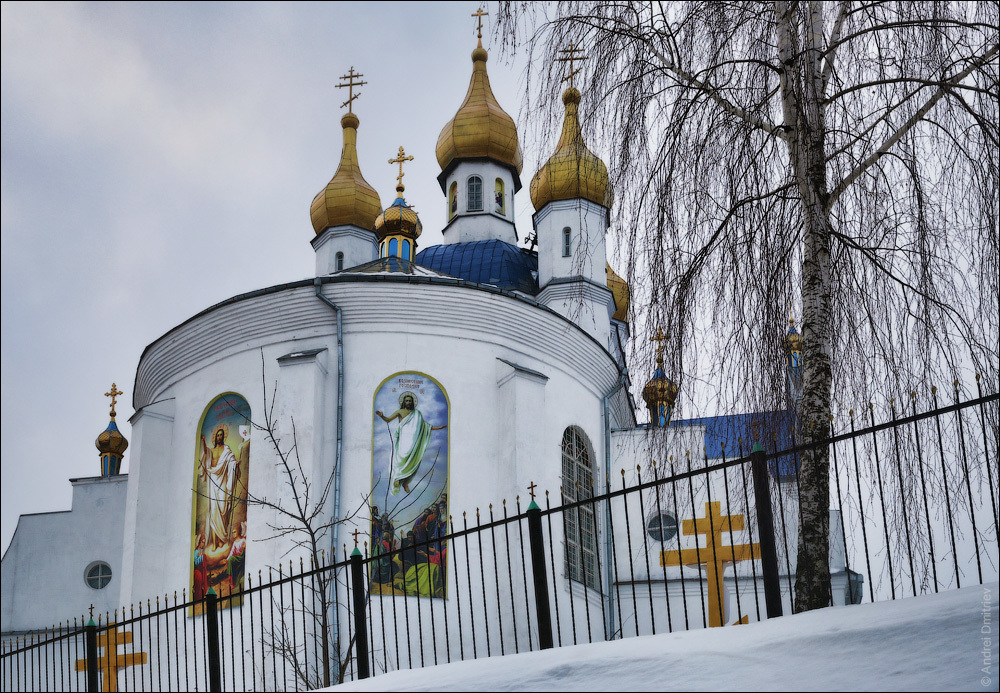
529;44;612;211
435;9;523;176
104;383;123;420
310;67;382;234
388;146;414;193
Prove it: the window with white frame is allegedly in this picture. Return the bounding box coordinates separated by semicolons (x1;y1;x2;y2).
467;176;483;211
562;426;599;589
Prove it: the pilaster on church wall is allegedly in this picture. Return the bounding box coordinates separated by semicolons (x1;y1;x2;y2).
121;397;176;608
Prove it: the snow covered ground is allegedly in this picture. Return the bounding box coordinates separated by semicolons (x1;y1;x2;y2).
332;582;998;691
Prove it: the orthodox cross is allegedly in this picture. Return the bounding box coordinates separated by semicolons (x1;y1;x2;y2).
472;6;488;39
556;42;588;89
650;327;668;359
75;626;148;692
337;66;367;112
660;501;760;627
105;383;123;418
352;528;361;548
527;481;537;500
388;146;414;189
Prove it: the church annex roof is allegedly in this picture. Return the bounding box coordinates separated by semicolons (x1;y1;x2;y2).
416;239;538;294
336;256;452;278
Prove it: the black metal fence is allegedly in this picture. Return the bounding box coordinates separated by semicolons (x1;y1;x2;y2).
3;383;997;691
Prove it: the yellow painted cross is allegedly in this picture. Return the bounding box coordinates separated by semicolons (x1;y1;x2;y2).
75;625;148;692
660;501;760;627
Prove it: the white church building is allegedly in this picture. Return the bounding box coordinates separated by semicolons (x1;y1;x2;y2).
2;29;855;673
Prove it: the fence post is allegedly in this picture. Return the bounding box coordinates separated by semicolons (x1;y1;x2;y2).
85;617;99;693
205;588;222;693
526;498;554;649
751;446;783;618
350;547;370;679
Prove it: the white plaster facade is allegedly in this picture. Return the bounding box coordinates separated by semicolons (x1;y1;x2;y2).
1;476;127;633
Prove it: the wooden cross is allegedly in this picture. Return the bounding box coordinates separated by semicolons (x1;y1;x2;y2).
104;383;123;417
660;501;760;627
337;66;367;112
388;146;414;189
556;42;588;89
527;481;537;500
75;625;148;692
472;6;488;39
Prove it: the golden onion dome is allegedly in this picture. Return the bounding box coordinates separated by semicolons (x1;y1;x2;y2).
530;87;612;211
374;186;423;241
606;263;630;322
435;42;523;175
96;389;129;457
96;420;129;456
310;112;383;234
642;349;679;426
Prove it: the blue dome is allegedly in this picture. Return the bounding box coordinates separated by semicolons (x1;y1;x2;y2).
416;239;538;294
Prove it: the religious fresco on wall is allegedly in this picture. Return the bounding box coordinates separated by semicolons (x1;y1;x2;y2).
190;393;251;613
370;372;449;598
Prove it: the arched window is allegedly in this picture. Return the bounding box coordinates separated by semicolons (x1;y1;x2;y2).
402;239;411;261
494;178;505;215
379;241;386;258
562;227;572;257
449;181;458;219
388;238;398;257
335;251;344;271
467;176;483;211
562;426;598;589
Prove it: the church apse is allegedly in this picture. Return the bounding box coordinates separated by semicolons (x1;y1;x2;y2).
371;372;449;598
190;393;251;613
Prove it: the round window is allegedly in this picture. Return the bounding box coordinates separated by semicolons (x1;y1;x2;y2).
85;561;113;590
646;512;678;543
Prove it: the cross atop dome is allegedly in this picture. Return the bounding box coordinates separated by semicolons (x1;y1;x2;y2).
472;6;488;42
556;42;588;90
388;146;414;193
337;67;367;113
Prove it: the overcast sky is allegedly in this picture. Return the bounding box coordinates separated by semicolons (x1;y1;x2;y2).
0;1;570;553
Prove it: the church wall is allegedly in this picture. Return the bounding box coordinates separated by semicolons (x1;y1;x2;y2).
122;279;623;615
534;198;609;290
1;476;127;632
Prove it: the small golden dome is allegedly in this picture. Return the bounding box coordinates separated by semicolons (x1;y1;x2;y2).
310;113;382;234
642;348;678;427
530;88;612;211
436;43;523;175
96;421;129;456
785;317;802;353
374;186;423;241
606;263;630;322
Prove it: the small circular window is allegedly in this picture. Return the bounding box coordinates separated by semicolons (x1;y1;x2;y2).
646;512;678;543
85;561;112;590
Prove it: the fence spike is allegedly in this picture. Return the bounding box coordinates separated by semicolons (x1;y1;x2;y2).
931;384;937;395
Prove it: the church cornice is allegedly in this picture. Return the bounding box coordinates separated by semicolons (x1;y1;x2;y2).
133;273;625;411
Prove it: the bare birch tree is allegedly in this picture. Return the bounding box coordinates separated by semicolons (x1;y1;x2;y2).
499;1;998;611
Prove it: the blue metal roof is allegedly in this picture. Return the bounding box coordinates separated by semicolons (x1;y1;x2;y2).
416;239;538;294
672;410;800;481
